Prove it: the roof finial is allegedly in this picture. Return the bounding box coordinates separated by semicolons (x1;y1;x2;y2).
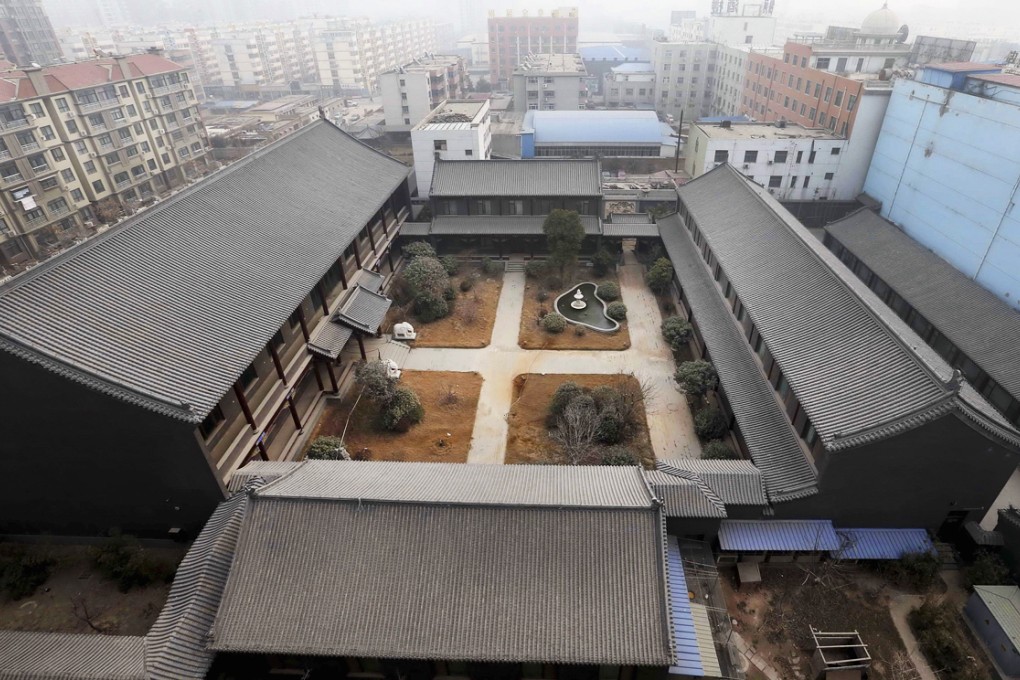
945;368;963;393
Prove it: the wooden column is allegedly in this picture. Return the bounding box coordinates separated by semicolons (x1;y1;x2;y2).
366;221;378;255
234;383;256;430
338;259;348;289
268;342;286;381
286;395;302;430
353;242;362;269
326;362;339;393
356;333;367;360
386;248;395;272
256;439;269;460
296;306;310;341
315;282;329;316
312;362;324;391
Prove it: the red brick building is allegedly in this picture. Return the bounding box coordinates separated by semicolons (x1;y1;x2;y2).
487;9;579;88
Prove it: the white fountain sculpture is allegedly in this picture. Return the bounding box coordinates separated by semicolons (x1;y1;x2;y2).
570;287;587;310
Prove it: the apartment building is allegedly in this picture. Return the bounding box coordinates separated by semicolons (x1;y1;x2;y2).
602;62;656;109
488;8;579;88
0;53;208;274
411;99;491;194
668;1;776;46
650;40;719;121
380;54;468;131
0;0;61;67
512;52;587;111
712;44;749;116
0;120;413;536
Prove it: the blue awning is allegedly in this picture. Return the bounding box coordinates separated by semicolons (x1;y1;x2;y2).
830;528;935;560
666;536;705;676
718;520;840;552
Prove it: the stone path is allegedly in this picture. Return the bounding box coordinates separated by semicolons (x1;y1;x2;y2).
403;254;700;464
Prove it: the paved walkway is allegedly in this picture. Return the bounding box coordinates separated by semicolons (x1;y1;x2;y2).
403;254;700;464
888;593;938;680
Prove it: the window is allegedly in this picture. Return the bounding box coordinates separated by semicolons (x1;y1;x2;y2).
47;197;68;213
743;150;758;163
56;98;69;112
239;364;258;390
464;149;473;156
40;176;58;189
88;113;103;127
71;188;84;201
16;130;34;146
125;145;138;157
847;94;857;111
140;141;150;153
147;158;157;170
51;147;65;161
816;57;830;69
713;150;728;163
118;128;132;141
105;152;119;165
834;90;844;107
60;169;73;182
40;125;54;140
796;151;803;163
803;176;810;188
98;133;112;148
198;405;225;439
111;108;125;121
25;207;44;221
66;120;78;134
126;104;136;116
30;102;44;117
824;86;832;103
774;150;788;163
84;160;96;173
814;83;821;97
28;154;47;171
118;84;129;98
132;165;145;177
92;179;105;192
808;107;816;121
884;58;895;69
768;175;782;188
824;172;834;180
836;57;847;72
830;146;841;156
790;175;798;187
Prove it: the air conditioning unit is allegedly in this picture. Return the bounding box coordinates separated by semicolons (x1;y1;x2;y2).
767;160;773;165
158;129;165;134
742;163;749;169
89;152;97;158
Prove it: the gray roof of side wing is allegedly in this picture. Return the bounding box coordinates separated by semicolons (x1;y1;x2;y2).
430;159;602;197
0;631;146;679
644;469;727;518
334;285;392;334
307;320;353;360
656;459;769;507
658;212;818;502
430;214;601;236
825;209;1020;404
0;121;409;422
675;165;1020;451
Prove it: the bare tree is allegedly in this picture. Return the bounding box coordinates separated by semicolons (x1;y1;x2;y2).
551;396;599;464
70;596;109;634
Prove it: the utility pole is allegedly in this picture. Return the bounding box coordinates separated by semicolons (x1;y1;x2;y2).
673;110;684;174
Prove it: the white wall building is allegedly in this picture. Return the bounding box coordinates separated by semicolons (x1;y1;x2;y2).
411;100;492;195
669;2;777;47
685;121;853;200
512;53;587;111
380;54;468;131
650;41;719;120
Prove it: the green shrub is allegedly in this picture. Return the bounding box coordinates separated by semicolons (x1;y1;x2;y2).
443;286;457;301
606;301;627;320
459;277;475;292
701;440;736;460
646;257;674;294
591;248;616;277
909;600;987;680
536;290;549;302
402;255;449;299
880;551;942;590
525;260;547;279
355;360;397;402
545;275;563;291
549;382;585;419
306;435;349;460
481;257;501;276
439;255;460;275
597;282;620;301
674;360;719;400
413;293;450;322
93;535;174;593
964;550;1012;590
0;550;53;600
541;313;567;333
600;446;637;466
380;386;425;432
694;407;729;440
661;316;693;352
402;241;436;259
595;411;626;444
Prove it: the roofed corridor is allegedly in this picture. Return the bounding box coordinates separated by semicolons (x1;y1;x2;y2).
400;252;700;464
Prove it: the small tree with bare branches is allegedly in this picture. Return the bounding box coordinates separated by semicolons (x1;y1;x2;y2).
551;395;599;464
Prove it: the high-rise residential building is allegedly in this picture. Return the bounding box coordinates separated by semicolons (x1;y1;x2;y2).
0;53;209;273
0;0;61;67
380;54;468;131
511;52;587;111
487;8;579;89
669;1;776;46
650;41;720;121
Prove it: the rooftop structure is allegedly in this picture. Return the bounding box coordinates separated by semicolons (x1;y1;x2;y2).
430;158;601;198
487;9;579;87
521;110;669;158
513;52;586;76
379;53;468;131
411;99;491;195
512;52;588;112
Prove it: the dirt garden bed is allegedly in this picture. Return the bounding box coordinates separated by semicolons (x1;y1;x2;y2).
505;373;654;467
722;564;920;680
306;370;483;463
0;543;184;636
383;266;502;348
519;268;631;350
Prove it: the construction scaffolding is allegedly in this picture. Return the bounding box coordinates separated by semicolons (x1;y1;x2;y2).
678;539;745;680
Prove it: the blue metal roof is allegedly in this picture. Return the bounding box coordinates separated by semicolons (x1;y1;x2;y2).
523;110;664;145
718;520;840;552
580;45;651;62
611;62;654;74
830;528;935;560
666;536;705;676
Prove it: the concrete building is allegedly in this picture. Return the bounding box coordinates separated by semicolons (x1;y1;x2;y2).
0;120;413;536
863;63;1020;311
669;1;777;47
380;54;468;131
602;62;656;109
965;586;1020;676
0;53;209;274
580;44;650;97
650;41;719;121
521;110;670;158
712;44;750;116
411;99;491;194
685;121;853;200
0;0;61;67
487;8;579;89
909;35;977;66
455;34;489;66
512;52;587;111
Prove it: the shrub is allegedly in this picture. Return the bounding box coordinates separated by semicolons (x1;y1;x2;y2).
481;257;501;276
591;248;615;277
306;435;349;460
694;407;729;440
380;386;425;432
646;257;674;294
0;550;53;600
93;535;174;593
545;275;563;291
414;293;450;322
536;290;549;303
701;440;736;460
574;326;586;337
674;360;719;400
439;255;460;276
402;255;449;299
355;360;397;402
595;411;626;444
597;281;620;301
606;301;627;320
549;382;586;420
600;446;637;466
909;599;987;680
525;260;547;279
661;316;693;352
459;277;475;292
443;286;457;301
880;551;942;590
402;241;436;259
542;313;567;333
964;550;1012;590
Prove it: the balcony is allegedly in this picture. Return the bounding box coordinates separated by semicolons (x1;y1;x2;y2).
0;149;11;161
114;178;132;189
78;99;120;114
20;141;40;152
151;81;189;97
1;172;24;185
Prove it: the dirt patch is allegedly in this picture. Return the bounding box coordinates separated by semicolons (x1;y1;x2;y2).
383;268;502;348
306;370;483;462
519;269;630;350
505;373;654;467
0;543;183;635
723;564;919;680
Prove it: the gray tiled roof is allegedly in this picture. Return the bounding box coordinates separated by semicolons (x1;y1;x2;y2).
146;484;253;680
656;459;768;507
675;165;1020;451
210;497;673;665
0;631;146;679
306;320;353;360
334;284;392;334
603;222;661;238
430;159;602;197
826;209;1020;403
658;212;818;502
0;121;409;422
644;469;727;518
608;213;654;223
973;586;1020;648
430;214;601;236
258;460;656;507
399;222;431;237
226;461;299;493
